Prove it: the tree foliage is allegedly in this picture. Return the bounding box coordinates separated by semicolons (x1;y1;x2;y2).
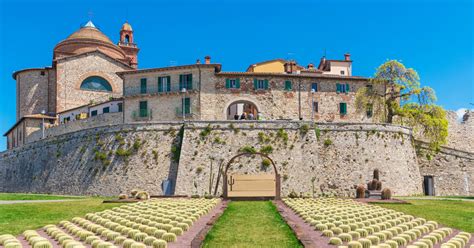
355;60;448;150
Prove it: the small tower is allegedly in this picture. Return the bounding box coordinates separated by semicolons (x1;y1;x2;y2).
118;21;139;68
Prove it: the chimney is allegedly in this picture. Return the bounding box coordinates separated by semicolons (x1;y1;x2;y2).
284;61;298;74
205;56;211;64
196;59;201;64
344;53;351;61
307;63;314;70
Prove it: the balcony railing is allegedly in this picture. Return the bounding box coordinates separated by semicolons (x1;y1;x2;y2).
132;109;153;121
118;41;137;48
175;107;193;118
124;83;196;97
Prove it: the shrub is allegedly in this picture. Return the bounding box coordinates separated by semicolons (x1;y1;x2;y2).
276;128;289;142
259;145;273;154
130;189;140;197
162;233;177;242
199;125;212;138
323;138;333;147
329;237;343;245
348;241;363;248
288;190;298;198
356;185;365;198
136;191;150;200
196;166;203;174
381;188;392;200
322;230;333;237
239;145;256;154
299;124;309;135
116;148;132;157
118;194;128;200
339;233;353;242
258;132;271;143
152;239;167;248
261;159;271;168
95;151;107;161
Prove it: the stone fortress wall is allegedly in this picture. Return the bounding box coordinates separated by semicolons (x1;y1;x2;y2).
1;110;472;197
0;121;428;197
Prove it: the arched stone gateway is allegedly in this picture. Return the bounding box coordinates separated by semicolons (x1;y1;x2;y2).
223;152;281;200
224;99;260;120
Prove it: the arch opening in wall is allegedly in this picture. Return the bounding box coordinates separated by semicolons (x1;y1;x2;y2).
226;100;259;120
223;152;280;200
80;76;113;92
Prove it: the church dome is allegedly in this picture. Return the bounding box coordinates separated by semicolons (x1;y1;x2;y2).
122;22;133;31
53;21;129;63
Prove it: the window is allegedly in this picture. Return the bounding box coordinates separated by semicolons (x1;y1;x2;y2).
340;70;345;75
103;107;110;113
91;110;98;117
139;101;148;117
179;74;193;90
140;78;147;94
366;84;373;92
339;102;347;115
313;102;319;113
336;83;350;93
182;97;191;114
284;80;292;91
366;104;373;118
40;71;45;76
225;78;240;89
254;79;268;90
64;117;71;122
118;103;123;112
80;76;112;92
311;83;318;92
158;76;171;92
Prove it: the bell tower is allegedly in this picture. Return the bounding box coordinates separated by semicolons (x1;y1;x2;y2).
118;21;139;68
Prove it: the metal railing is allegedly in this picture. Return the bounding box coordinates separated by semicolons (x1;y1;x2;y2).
132;109;153;121
124;83;196;96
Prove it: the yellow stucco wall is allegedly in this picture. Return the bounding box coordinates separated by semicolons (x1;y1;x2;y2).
252;61;285;73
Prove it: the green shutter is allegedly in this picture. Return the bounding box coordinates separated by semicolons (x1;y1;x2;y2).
225;79;230;89
167;76;171;92
188;74;193;90
254;78;258;89
184;98;191;114
285;80;292;90
264;79;269;89
179;75;183;90
236;78;240;88
346;83;350;92
340;103;347;115
158;77;163;92
336;83;341;93
140;78;147;94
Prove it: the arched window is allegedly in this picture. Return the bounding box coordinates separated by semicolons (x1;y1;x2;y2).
80;76;112;92
125;35;130;43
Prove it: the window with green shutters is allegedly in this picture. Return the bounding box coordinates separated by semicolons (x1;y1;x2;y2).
182;97;191;114
139;101;148;117
140;78;147;94
284;80;292;91
254;78;268;90
179;74;193;90
339;102;347;115
225;78;240;89
158;76;171;92
336;83;350;93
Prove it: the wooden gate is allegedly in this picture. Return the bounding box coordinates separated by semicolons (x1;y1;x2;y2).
227;174;276;197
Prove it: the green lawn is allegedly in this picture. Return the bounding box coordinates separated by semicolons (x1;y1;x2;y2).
0;193;85;201
372;199;474;232
0;198;125;235
203;201;302;248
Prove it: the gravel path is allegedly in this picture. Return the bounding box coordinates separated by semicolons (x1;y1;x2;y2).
0;199;80;205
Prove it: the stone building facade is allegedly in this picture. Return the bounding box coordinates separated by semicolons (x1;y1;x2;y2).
118;54;374;124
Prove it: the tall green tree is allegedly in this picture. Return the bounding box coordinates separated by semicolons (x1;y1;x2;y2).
355;60;448;150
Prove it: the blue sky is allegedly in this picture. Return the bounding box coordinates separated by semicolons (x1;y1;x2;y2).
0;0;472;151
